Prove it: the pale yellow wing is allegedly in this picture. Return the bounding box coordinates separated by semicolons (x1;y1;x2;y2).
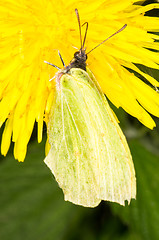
44;68;136;207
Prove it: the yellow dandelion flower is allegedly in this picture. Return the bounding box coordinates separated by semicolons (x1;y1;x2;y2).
0;0;159;162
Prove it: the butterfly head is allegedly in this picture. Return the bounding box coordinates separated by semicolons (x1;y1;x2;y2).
68;49;87;71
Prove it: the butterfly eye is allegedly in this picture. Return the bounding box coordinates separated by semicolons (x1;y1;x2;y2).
74;51;80;58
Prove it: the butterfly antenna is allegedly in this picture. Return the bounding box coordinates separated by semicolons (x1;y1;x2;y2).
87;24;127;55
75;8;83;50
58;50;65;67
82;22;88;49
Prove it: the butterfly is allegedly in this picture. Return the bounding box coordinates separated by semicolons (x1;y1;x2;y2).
44;9;136;207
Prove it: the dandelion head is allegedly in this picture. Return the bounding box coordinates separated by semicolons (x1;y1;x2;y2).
0;0;159;161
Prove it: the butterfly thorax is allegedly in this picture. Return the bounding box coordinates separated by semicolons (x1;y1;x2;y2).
56;49;87;90
64;49;87;73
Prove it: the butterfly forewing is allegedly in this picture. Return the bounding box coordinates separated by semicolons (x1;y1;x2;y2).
45;68;136;207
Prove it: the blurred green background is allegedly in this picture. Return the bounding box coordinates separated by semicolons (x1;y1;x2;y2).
0;1;159;239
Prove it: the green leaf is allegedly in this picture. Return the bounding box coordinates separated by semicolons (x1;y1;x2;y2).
111;140;159;240
1;138;159;240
